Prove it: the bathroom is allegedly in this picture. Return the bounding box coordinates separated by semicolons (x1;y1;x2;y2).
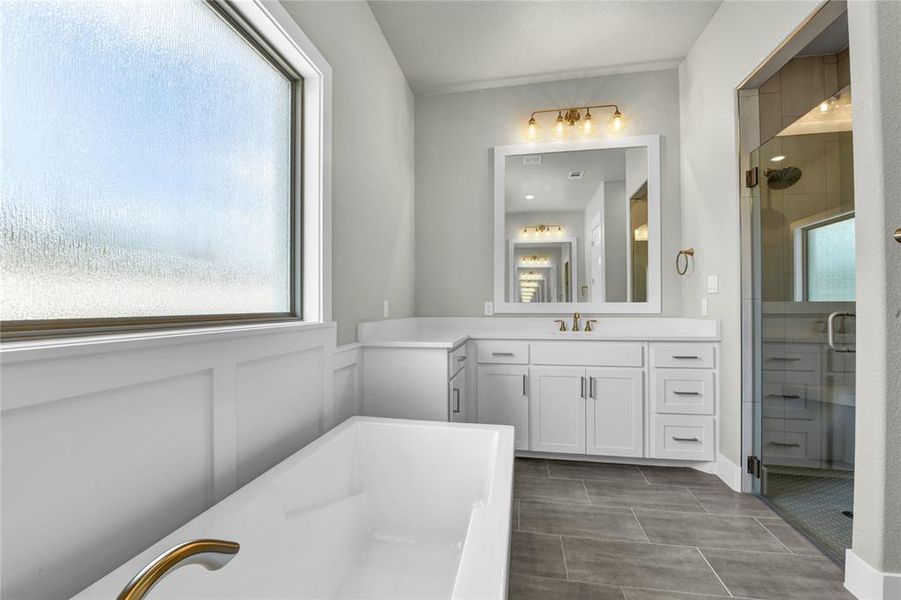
1;1;899;599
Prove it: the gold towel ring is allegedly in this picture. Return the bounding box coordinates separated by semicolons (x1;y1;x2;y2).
676;248;695;275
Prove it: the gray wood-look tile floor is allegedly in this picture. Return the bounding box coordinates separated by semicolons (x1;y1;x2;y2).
509;458;854;600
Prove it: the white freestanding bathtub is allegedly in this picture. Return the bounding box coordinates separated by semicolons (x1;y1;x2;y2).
74;417;514;600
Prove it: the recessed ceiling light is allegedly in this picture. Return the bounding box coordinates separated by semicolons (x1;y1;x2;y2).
525;194;535;200
770;155;786;162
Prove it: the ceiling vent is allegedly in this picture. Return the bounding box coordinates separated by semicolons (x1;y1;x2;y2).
568;170;584;180
522;155;542;166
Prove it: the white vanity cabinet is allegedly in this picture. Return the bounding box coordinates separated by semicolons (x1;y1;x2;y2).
357;318;720;466
529;366;586;453
649;343;717;461
362;342;470;422
476;340;649;458
476;365;529;449
586;368;644;457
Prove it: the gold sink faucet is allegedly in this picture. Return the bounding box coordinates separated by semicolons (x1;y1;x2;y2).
554;319;567;332
117;539;239;600
572;312;581;332
585;319;598;332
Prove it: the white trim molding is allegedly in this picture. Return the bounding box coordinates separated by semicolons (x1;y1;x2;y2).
333;343;363;423
716;453;743;492
845;549;901;600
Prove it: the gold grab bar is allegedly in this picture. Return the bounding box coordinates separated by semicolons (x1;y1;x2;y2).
117;539;240;600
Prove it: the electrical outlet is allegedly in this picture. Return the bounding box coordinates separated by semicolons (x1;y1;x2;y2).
383;300;390;319
707;275;719;294
484;301;494;316
701;298;709;316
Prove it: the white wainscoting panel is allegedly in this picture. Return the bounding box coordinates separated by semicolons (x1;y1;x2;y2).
333;343;362;424
0;322;336;600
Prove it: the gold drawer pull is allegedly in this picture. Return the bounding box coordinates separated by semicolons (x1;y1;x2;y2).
672;436;700;442
673;390;701;396
769;441;802;448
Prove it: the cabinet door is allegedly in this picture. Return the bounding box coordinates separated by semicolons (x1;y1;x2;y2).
477;365;529;450
449;368;466;423
586;368;644;457
529;366;586;454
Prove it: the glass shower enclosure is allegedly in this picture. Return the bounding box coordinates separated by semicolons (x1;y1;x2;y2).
747;89;856;563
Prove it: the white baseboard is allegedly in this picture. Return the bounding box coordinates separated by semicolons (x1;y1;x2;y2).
845;549;901;599
715;454;743;492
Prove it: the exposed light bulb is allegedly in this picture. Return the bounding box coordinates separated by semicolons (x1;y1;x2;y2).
819;101;830;112
525;117;540;141
579;110;596;137
606;110;625;134
525;194;535;200
552;112;569;139
770;155;786;162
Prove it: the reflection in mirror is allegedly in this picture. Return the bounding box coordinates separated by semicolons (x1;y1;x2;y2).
504;147;649;304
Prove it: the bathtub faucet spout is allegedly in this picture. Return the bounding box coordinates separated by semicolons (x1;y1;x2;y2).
116;539;240;600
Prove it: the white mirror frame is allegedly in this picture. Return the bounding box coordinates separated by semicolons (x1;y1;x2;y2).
493;134;661;314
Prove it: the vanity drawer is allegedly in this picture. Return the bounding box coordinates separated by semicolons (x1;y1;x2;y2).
651;415;715;461
531;342;643;367
653;369;715;415
762;345;819;373
652;344;716;369
448;343;467;376
476;341;529;364
762;430;823;463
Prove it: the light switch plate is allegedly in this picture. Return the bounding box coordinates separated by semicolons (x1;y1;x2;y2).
701;298;709;316
707;275;719;294
484;301;494;316
383;300;390;319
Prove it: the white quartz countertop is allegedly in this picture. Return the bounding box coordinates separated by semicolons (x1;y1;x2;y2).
357;317;721;349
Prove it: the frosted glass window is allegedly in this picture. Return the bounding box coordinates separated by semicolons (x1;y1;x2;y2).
807;217;855;301
1;1;295;323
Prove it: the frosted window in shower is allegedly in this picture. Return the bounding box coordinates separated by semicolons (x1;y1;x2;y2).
1;1;294;322
807;217;855;302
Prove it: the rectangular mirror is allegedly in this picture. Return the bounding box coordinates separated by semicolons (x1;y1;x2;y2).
493;135;661;313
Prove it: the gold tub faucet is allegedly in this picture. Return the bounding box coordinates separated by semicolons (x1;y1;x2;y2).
117;539;239;600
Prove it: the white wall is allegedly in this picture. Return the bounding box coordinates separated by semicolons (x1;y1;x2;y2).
678;0;821;466
280;1;415;345
603;180;628;302
0;323;337;599
415;69;683;317
846;0;901;582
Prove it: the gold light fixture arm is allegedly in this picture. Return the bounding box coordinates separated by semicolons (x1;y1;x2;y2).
529;104;620;120
117;539;240;600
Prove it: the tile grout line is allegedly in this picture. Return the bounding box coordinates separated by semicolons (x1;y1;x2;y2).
696;546;735;598
754;517;795;555
685;486;711;513
637;467;652;485
630;507;651;542
517;499;520;532
546;459;551;478
559;535;570;581
581;479;592;505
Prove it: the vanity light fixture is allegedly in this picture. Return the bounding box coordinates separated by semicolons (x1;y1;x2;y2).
524;104;625;141
520;271;545;280
521;255;550;265
521;224;563;236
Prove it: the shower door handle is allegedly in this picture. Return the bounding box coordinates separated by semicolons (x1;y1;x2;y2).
827;312;856;353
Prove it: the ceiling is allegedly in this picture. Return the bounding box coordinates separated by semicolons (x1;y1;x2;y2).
367;1;722;95
505;148;625;213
